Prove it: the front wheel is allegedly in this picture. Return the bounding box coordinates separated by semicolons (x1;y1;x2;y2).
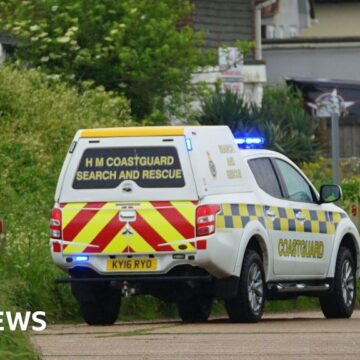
225;249;265;323
320;247;356;319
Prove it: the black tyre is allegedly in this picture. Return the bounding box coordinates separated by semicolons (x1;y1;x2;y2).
225;249;265;323
72;283;121;325
320;247;356;319
177;294;213;322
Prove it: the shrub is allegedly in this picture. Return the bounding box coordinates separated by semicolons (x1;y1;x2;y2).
301;158;360;207
196;86;321;163
0;283;38;359
0;0;206;120
0;66;132;323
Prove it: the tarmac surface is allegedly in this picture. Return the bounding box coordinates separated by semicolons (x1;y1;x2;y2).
31;310;360;359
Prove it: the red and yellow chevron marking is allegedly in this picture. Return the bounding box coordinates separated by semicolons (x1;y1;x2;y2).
60;201;197;255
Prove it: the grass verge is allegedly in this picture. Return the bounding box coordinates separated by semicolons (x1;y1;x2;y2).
0;281;39;359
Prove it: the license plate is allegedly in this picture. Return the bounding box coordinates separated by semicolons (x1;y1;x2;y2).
106;258;157;271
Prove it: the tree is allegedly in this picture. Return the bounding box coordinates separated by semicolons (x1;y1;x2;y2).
196;86;321;163
0;0;205;120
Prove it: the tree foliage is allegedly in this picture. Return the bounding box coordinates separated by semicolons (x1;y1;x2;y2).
0;0;205;120
196;86;321;163
0;66;132;321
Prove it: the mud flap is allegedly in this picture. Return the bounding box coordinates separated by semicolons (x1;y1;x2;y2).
215;276;240;299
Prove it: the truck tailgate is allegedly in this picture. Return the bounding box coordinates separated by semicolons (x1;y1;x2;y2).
61;201;197;255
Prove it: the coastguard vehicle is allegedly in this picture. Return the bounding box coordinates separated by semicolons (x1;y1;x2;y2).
50;126;360;324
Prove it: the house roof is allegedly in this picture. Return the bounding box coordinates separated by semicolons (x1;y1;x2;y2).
191;0;254;49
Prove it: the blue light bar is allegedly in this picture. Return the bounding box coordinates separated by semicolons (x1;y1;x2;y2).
185;138;193;151
235;137;264;146
75;256;89;262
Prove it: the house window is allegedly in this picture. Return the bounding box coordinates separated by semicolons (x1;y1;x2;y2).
289;25;298;38
266;25;276;39
276;25;284;39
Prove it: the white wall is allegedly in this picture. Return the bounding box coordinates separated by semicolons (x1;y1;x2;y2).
262;0;311;39
301;3;360;38
191;64;267;106
263;42;360;83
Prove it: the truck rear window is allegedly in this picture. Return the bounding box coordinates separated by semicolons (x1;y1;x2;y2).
73;146;185;189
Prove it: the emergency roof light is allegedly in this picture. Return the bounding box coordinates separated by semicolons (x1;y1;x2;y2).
235;136;265;148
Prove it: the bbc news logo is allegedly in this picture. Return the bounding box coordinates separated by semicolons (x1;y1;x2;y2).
0;311;46;332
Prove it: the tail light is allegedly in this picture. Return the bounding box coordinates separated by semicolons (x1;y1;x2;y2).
50;208;62;239
196;205;221;237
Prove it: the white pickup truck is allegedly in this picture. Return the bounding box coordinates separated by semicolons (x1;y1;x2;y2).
50;126;360;324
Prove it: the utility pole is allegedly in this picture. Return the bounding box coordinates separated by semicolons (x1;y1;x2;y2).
331;112;340;185
254;0;276;61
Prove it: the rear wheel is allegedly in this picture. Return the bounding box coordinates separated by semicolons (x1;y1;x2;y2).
225;249;265;323
177;294;213;322
320;247;356;319
72;282;121;325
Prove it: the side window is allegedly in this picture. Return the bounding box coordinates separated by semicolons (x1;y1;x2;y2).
248;158;282;198
274;159;314;203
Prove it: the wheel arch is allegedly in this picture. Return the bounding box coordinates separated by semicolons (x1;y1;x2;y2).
341;233;358;263
234;220;271;281
246;235;269;278
328;223;360;278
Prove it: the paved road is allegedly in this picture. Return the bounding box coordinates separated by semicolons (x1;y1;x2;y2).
31;310;360;360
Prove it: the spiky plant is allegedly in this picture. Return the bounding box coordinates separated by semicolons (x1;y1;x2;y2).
195;86;321;163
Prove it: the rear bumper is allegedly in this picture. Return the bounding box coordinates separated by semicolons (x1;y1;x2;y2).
54;274;213;284
50;227;242;278
51;249;200;276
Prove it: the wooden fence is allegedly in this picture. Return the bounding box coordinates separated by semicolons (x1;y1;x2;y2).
324;117;360;158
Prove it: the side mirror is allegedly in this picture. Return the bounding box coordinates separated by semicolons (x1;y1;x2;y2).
320;185;342;203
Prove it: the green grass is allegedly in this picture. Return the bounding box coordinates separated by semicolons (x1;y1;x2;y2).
266;297;320;313
0;334;37;360
0;281;39;359
0;66;133;355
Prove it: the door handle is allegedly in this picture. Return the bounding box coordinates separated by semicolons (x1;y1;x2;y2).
265;209;276;218
295;212;305;221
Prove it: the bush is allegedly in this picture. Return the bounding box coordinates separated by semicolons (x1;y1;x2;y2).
196;86;321;163
0;0;206;120
0;283;38;359
0;66;132;327
301;158;360;208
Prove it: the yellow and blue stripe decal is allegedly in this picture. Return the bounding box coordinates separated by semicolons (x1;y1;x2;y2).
216;204;265;229
216;204;347;235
